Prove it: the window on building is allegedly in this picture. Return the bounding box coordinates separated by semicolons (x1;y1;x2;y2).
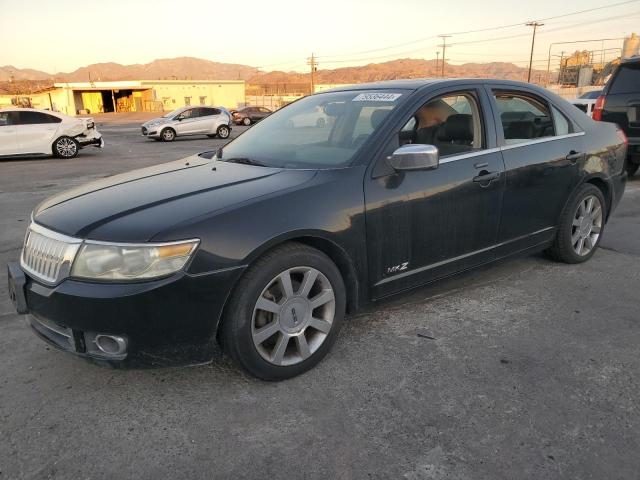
199;96;207;105
184;97;191;106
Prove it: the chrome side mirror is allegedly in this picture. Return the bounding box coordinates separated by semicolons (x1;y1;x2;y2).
387;144;439;171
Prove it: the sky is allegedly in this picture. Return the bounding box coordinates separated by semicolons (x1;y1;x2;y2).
0;0;639;73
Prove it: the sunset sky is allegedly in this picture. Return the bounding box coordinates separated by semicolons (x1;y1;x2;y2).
1;0;638;73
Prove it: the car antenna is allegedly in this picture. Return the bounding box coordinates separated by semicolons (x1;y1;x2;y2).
212;147;223;171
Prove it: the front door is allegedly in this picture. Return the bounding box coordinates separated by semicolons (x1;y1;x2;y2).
175;108;201;135
365;88;505;298
14;111;60;154
486;86;582;255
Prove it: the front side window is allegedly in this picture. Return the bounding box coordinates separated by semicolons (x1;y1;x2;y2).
398;92;484;157
493;91;555;145
220;90;408;169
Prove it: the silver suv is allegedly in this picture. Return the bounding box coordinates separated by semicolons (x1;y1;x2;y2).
141;106;231;142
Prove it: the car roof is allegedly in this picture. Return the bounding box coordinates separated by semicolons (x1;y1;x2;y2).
0;107;68;118
318;78;549;93
620;55;640;64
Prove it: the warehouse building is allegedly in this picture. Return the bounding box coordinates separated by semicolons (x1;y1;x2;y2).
2;80;246;115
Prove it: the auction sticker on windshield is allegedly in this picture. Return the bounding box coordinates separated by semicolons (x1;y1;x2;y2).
352;93;402;102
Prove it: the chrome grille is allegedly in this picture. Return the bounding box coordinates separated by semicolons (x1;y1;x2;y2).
20;223;82;285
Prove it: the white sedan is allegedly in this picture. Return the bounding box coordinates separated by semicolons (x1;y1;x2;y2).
0;108;104;159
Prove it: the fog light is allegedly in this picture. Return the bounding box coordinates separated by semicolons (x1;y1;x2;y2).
94;334;127;356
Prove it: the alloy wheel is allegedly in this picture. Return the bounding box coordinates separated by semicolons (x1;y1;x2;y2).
56;138;77;157
251;267;335;366
218;126;230;138
571;194;603;256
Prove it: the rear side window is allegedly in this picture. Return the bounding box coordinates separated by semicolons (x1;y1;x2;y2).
609;63;640;94
0;112;11;126
493;92;555;145
16;111;61;125
551;106;571;136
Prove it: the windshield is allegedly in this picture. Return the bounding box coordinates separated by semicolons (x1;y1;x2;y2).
220;90;408;169
162;107;187;118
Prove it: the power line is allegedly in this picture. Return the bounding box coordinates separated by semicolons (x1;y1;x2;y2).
318;0;639;60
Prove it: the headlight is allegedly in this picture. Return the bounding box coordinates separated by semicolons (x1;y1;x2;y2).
71;239;199;281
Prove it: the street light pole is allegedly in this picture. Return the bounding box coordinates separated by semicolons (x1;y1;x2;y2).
526;21;544;83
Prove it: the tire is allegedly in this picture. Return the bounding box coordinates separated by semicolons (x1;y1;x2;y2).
53;136;79;159
220;242;346;381
547;184;606;264
625;160;639;177
242;117;251;126
316;117;326;128
216;125;230;139
160;128;176;142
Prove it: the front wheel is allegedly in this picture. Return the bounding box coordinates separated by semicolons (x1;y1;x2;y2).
160;128;176;142
242;117;251;126
220;243;346;380
53;136;79;158
216;125;230;139
547;184;606;264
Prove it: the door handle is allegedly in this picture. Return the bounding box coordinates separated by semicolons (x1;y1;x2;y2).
473;170;500;186
566;150;583;163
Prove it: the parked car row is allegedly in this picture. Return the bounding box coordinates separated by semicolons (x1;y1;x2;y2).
0;104;273;158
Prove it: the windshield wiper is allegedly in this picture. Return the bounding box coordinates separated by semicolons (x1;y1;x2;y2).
223;157;269;167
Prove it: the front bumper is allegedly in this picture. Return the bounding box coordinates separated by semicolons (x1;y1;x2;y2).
7;262;244;364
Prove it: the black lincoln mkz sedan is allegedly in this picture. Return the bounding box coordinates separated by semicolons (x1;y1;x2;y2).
7;79;627;380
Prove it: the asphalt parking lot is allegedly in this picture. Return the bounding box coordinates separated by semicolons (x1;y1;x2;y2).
1;119;639;479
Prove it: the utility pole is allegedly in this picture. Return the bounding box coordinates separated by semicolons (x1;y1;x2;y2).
437;35;451;77
436;52;440;77
307;53;318;94
526;21;544;83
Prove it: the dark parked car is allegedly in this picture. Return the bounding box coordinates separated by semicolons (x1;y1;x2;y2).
7;79;627;380
232;106;272;125
593;55;640;176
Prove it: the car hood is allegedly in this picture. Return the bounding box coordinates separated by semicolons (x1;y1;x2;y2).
33;155;316;242
142;117;171;127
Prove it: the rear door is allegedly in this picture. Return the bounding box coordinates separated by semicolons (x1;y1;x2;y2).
364;86;505;298
199;107;220;133
602;62;640;142
15;111;61;154
487;86;583;255
0;111;18;155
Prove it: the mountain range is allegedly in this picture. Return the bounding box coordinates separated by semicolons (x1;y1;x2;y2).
0;56;546;87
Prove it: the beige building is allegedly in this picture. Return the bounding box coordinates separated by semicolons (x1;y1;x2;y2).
1;80;245;115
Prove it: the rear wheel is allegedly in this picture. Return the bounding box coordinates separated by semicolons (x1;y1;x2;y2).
53;136;78;159
220;243;345;380
242;117;251;126
547;184;606;264
160;128;176;142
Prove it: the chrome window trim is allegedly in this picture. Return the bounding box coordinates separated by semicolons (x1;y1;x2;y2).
439;148;501;164
436;131;586;164
500;131;585;151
